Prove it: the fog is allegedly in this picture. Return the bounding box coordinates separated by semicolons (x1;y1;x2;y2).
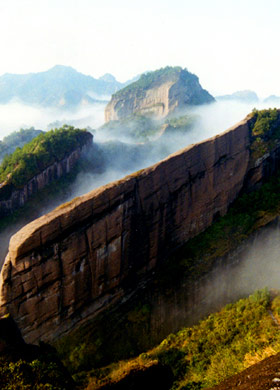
145;220;280;342
1;97;280;351
0;98;280;270
196;222;280;318
0;100;106;139
67;99;280;200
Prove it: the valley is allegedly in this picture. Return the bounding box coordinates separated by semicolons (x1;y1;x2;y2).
1;66;280;390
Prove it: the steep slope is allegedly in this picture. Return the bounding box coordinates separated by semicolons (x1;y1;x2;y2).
208;353;280;390
105;66;214;121
81;290;280;389
0;65;124;108
0;114;250;343
1;109;280;345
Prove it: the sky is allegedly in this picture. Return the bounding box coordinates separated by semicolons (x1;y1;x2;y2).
0;0;280;97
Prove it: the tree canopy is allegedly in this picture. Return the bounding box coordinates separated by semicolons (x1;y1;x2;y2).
0;125;91;188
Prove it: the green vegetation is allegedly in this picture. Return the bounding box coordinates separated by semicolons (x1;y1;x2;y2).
55;109;280;387
100;114;161;142
85;289;280;389
0;339;74;390
251;108;278;136
55;171;280;388
0;127;44;162
164;115;198;133
0;356;72;390
113;67;193;98
250;108;280;160
0;125;90;188
160;171;280;288
100;113;197;143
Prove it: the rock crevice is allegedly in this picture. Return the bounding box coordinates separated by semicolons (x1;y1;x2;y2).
1;114;280;343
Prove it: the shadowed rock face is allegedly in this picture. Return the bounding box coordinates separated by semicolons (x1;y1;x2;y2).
105;67;214;122
1;113;280;344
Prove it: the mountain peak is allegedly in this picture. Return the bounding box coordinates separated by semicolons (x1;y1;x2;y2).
99;73;117;83
48;65;77;74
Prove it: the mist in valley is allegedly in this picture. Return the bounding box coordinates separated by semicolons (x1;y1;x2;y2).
1;97;280;308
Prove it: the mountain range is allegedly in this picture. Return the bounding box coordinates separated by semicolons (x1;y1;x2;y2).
0;65;139;109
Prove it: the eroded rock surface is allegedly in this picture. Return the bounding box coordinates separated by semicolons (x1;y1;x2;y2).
1;113;280;344
105;67;214;122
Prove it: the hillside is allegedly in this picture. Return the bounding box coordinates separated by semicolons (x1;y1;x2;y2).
0;125;92;188
2;109;280;388
208;352;280;390
0;127;44;162
0;65;126;108
0;125;93;216
0;315;74;389
81;289;280;390
100;113;197;142
105;66;215;121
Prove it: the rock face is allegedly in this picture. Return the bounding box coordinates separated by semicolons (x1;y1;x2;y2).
2;113;280;344
0;133;93;217
105;67;214;122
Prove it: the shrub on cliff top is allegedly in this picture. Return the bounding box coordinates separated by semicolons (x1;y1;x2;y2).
0;125;90;188
251;108;279;136
113;66;195;97
250;108;280;160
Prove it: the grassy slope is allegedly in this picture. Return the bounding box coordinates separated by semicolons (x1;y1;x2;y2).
86;289;280;390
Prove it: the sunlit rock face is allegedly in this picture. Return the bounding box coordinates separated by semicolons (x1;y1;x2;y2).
105;67;215;122
2;112;280;344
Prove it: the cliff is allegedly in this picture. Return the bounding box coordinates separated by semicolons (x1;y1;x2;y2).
105;66;214;122
1;110;280;344
0;130;93;217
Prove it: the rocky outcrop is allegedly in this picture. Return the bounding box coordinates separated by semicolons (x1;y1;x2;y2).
0;133;93;217
2;113;280;344
105;67;214;122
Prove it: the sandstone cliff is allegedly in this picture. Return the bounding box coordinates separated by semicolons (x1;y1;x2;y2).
1;111;280;344
0;132;93;217
105;66;214;122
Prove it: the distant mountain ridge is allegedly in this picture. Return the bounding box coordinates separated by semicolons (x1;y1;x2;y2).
0;65;136;109
216;90;259;103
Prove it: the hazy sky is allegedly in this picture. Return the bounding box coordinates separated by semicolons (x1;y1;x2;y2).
0;0;279;97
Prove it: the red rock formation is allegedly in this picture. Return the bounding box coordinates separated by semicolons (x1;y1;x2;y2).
1;113;280;344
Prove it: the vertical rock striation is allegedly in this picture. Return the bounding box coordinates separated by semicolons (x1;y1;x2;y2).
105;67;215;122
1;113;280;344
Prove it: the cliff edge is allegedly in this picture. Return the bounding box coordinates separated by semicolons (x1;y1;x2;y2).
1;110;280;344
105;66;215;122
